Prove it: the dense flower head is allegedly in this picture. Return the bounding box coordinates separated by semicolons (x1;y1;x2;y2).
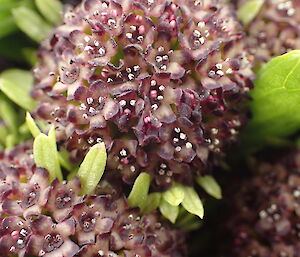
222;149;300;257
0;144;187;257
32;0;254;190
237;0;300;64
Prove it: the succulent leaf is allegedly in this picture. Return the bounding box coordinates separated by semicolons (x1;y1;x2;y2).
33;129;62;181
78;142;107;194
182;186;204;219
237;0;265;25
159;198;179;224
128;172;151;210
196;175;222;199
26;112;41;137
163;183;185;206
142;192;162;214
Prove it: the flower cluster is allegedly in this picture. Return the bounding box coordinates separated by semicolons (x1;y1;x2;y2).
238;0;300;64
32;0;254;190
223;149;300;257
0;144;187;257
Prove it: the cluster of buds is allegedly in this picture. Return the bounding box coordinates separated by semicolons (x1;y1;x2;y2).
237;0;300;64
0;143;187;257
223;149;300;257
32;0;254;190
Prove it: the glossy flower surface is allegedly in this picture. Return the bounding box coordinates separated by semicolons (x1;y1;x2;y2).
33;0;254;190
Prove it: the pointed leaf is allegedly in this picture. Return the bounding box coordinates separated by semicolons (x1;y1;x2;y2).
196;175;222;199
243;51;300;151
182;186;204;219
78;143;107;194
0;96;18;134
12;6;52;42
159;198;179;223
58;150;74;172
162;183;185;206
33;131;62;181
35;0;63;24
0;78;35;111
237;0;264;25
1;69;33;91
128;172;151;210
142;192;161;214
26;112;41;137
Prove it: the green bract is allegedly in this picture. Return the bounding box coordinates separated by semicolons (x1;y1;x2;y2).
196;176;222;200
128;172;151;211
33;127;62;181
77;142;107;194
163;183;185;206
237;0;264;25
159;198;179;224
243;50;300;151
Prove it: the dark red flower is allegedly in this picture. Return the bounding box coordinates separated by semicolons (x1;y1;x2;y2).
32;0;254;190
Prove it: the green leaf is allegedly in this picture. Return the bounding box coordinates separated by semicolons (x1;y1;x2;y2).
6;134;17;149
159;198;179;223
0;78;36;111
12;6;52;42
142;192;161;214
78;143;107;194
58;150;74;172
33;131;62;181
22;47;38;66
35;0;63;24
237;0;264;25
243;51;300;151
181;186;204;219
0;96;18;134
26;112;41;137
128;172;151;210
1;69;33;91
162;183;185;206
0;124;8;146
196;175;222;199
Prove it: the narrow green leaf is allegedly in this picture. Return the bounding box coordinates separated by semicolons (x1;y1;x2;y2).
12;6;52;42
6;134;16;149
26;112;41;137
58;151;74;172
237;0;264;25
48;126;63;180
159;198;179;223
0;78;36;111
78;143;107;194
35;0;62;24
33;132;62;181
0;97;18;134
196;175;222;199
182;186;204;219
128;172;151;210
0;124;8;145
162;183;185;206
243;51;300;151
142;192;161;214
